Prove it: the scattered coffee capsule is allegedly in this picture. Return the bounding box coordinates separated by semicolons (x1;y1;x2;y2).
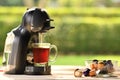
98;62;104;70
89;70;96;77
74;68;83;77
83;68;90;76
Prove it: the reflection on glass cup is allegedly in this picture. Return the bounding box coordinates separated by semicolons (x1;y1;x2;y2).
32;43;57;66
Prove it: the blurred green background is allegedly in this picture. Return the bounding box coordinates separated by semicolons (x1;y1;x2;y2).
0;0;120;65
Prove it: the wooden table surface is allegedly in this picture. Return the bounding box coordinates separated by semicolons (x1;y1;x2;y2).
0;65;120;80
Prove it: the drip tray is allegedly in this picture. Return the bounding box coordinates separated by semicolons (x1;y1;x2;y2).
25;66;51;75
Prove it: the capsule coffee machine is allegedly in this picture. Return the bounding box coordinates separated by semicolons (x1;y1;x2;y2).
3;7;54;75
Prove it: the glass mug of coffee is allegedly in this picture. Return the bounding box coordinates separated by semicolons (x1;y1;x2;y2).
32;43;57;66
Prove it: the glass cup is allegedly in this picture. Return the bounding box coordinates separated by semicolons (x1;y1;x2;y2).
32;43;57;66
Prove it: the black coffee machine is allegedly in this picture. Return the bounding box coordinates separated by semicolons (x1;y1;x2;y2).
3;7;54;75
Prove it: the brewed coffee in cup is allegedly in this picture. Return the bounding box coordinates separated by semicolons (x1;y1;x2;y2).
32;43;57;66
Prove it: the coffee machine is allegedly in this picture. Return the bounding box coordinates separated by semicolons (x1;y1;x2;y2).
3;7;54;75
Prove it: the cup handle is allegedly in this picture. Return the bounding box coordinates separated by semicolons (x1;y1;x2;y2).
49;45;58;62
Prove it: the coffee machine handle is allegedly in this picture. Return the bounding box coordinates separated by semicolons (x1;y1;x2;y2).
49;45;58;63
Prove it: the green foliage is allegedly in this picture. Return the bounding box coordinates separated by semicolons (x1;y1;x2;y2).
50;23;120;54
0;7;26;14
48;7;120;17
57;0;113;7
0;7;120;55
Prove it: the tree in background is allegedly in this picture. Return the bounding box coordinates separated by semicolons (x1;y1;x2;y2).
0;0;48;8
23;0;47;8
0;0;23;6
0;0;119;7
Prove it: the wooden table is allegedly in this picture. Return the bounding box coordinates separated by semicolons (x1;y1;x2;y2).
0;65;120;80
